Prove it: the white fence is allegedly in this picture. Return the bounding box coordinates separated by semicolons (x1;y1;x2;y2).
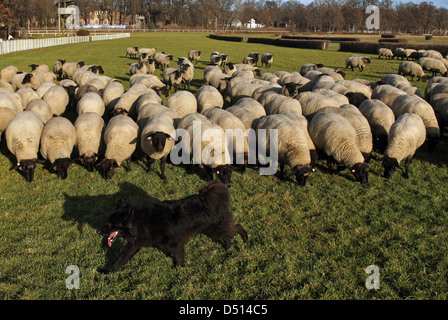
0;33;130;55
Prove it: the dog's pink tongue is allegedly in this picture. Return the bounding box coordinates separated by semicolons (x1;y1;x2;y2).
108;231;119;247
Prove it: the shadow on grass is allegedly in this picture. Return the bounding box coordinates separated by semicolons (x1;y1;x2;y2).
61;181;157;233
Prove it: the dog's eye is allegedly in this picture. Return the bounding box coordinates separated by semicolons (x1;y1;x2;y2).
216;170;220;174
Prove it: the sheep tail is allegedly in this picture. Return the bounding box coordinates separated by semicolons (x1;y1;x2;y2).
199;180;230;210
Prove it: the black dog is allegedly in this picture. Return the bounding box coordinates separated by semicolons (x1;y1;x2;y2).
98;180;248;273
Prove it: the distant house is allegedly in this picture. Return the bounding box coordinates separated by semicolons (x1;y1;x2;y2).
245;18;265;29
230;19;242;28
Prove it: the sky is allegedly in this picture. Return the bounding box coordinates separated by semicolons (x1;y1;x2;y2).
298;0;448;7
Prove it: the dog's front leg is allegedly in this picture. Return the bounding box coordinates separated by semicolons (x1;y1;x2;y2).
101;243;141;273
172;244;185;267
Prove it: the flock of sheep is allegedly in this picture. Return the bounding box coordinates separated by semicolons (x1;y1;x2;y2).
0;42;447;187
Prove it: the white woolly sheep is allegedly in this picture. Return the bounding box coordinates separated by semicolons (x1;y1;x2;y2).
358;99;395;153
29;64;50;73
398;61;427;82
162;67;184;92
129;59;155;75
21;72;57;90
378;48;394;59
255;114;312;186
62;61;85;79
40;116;76;179
308;111;370;184
243;57;256;65
166;90;197;117
226;106;259;130
0;91;20;113
261;53;274;68
202;107;250;166
248;53;260;66
345;55;370;72
5;110;45;182
196;85;224;113
0;79;13;91
102;81;125;112
0;107;16;141
98;115;139;179
1;65;18;83
279;110;318;168
418;57;448;77
126;47;139;58
204;68;231;95
53;59;65;80
113;87;153;116
74;112;105;172
76;92;105;116
138;47;156;58
141;113;177;179
134;90;163;114
188;50;202;64
390;93;440;151
233;97;266;118
371;84;407;107
263;93;302;115
25;99;53;124
177;59;194;90
295;90;349;118
136;103;181;129
383;113;426;179
42;85;70;116
422;50;443;59
316;106;373;162
153;52;174;69
176;113;233;187
210;52;227;66
36;81;57;98
299;63;324;76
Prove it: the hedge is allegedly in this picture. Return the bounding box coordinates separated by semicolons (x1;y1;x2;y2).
378;38;408;43
209;34;330;50
339;41;448;56
282;35;361;42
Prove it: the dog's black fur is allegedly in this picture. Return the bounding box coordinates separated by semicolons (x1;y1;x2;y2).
98;180;248;273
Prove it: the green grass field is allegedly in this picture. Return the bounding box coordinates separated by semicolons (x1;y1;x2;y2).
1;32;448;300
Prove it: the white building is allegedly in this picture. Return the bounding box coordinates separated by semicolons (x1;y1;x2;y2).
245;18;265;29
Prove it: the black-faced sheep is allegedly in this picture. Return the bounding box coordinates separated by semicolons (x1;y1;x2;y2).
345;55;370;72
255;114;312;186
196;85;224;113
40;116;76;179
390;93;440;152
383;113;426;179
126;47;139;58
358;99;396;153
140;113;176;179
5;111;45;182
309;111;370;184
74;112;105;172
398;61;427;82
261;53;274;68
188;50;201;64
98;115;139;180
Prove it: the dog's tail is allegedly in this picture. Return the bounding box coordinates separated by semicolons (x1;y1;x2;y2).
199;180;230;210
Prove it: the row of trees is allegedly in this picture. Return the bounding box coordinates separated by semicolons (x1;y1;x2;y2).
1;0;448;34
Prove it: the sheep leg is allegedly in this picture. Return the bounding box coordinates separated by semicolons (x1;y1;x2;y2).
160;155;167;180
279;162;285;180
403;156;412;179
146;155;154;173
125;157;132;172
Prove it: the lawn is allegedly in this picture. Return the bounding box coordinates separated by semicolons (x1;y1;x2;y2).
0;32;448;300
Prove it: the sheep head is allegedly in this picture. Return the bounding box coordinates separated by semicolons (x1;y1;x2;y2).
10;159;44;183
52;158;73;179
292;165;312;187
351;162;370;184
146;132;174;154
382;156;400;179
